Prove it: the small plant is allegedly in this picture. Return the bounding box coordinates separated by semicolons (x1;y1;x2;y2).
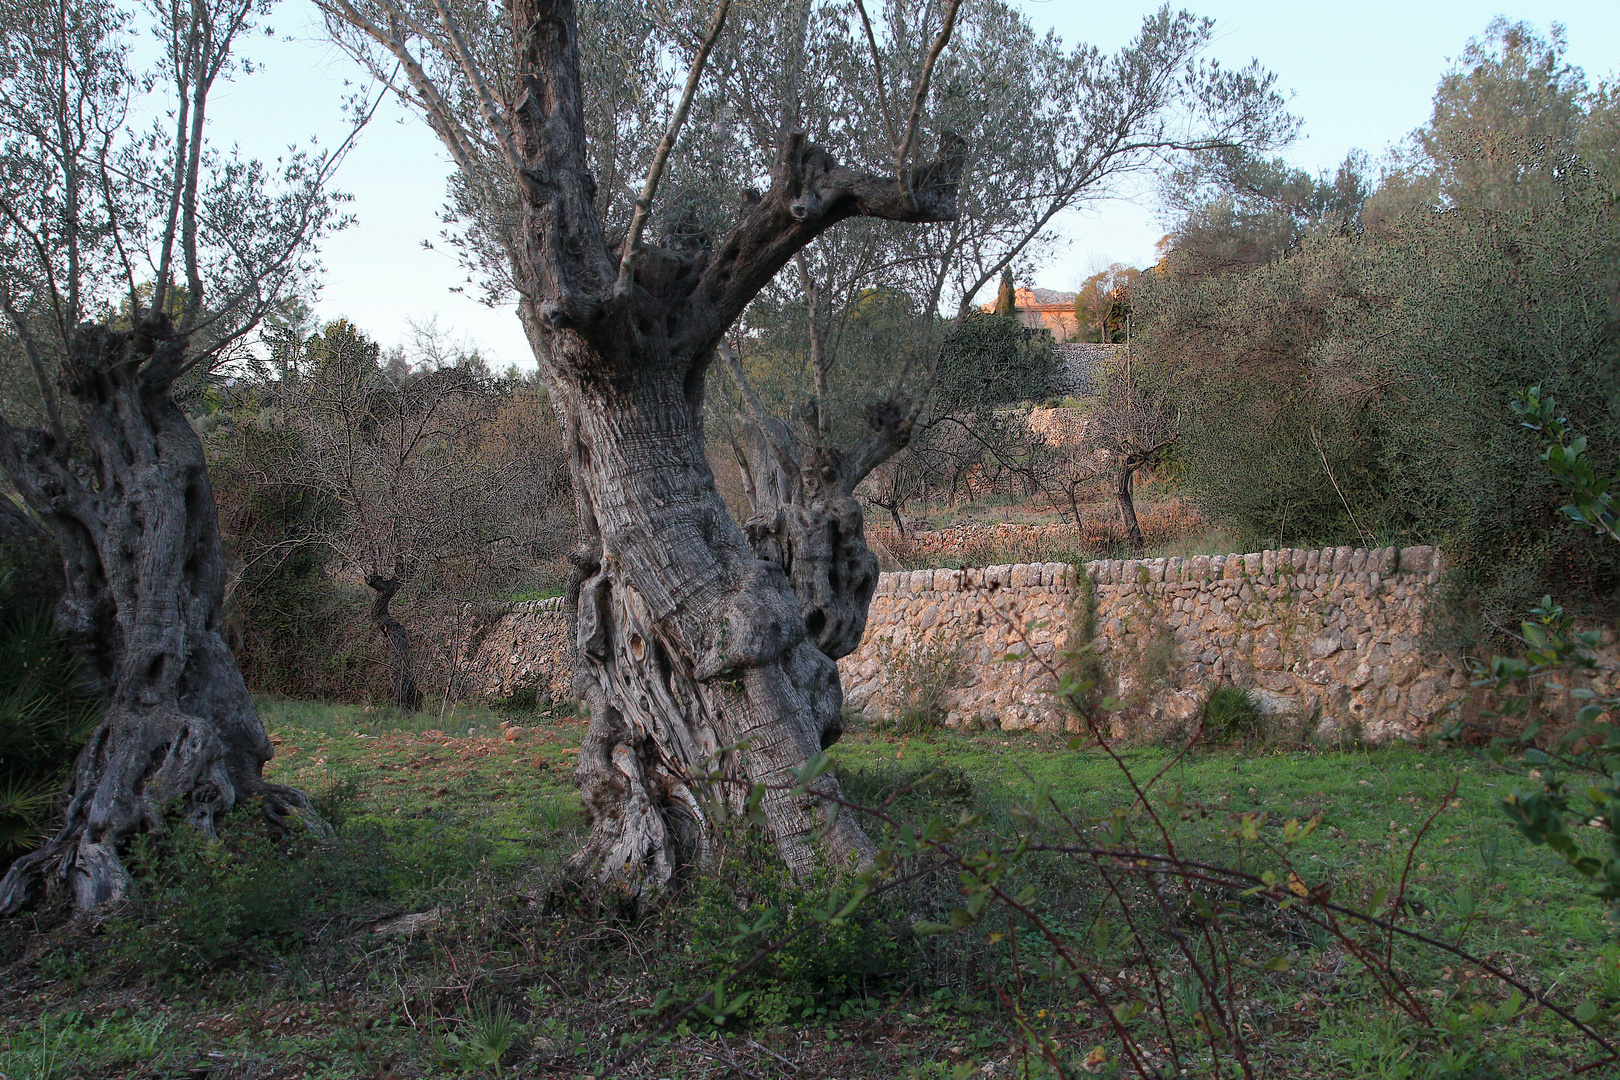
875;636;964;735
1203;683;1262;743
1131;624;1178;701
453;1001;520;1075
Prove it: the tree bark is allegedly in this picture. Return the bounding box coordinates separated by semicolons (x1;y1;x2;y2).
1115;461;1144;550
504;0;960;902
0;323;320;914
365;567;423;710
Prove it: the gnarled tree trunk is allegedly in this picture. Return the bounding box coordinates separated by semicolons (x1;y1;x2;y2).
0;323;320;914
504;0;960;902
1115;460;1144;550
366;565;423;710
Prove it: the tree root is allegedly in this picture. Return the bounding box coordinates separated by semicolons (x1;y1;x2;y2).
0;707;326;916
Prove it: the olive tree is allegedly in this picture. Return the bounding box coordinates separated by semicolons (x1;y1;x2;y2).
719;0;1293;612
0;0;363;912
317;0;1291;899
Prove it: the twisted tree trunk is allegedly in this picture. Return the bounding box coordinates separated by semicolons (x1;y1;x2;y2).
503;0;960;902
1115;460;1144;550
366;567;423;710
0;323;320;914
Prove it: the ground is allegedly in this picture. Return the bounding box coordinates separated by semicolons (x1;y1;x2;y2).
1;699;1617;1079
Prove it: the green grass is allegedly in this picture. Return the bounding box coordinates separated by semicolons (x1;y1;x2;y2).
1;702;1615;1079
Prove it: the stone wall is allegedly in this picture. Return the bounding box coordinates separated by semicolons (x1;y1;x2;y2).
453;596;572;704
839;546;1455;740
454;546;1614;742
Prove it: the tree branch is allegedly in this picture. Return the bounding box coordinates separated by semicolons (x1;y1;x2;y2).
612;0;731;305
680;130;963;360
0;288;66;447
426;0;526;177
893;0;961;208
851;0;897;153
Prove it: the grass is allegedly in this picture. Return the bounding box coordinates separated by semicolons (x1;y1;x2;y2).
0;700;1616;1078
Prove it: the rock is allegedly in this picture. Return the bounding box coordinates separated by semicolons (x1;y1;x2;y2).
1252;688;1310;720
1309;634;1342;659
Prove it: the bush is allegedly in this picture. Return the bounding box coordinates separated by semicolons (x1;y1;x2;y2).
872;637;964;735
1203;683;1262;743
106;798;393;982
0;594;102;874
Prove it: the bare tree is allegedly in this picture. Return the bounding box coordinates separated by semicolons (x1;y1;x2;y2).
267;321;540;708
0;0;366;912
1086;349;1180;549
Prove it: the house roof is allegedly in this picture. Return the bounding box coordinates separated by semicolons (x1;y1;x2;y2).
981;287;1077;314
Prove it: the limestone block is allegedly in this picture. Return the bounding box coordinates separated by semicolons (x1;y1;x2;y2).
1244;552;1263;576
1349;550;1367;573
917;603;940;631
1399;545;1434;574
1253;688;1312;721
1149;559;1166;583
1377;547;1398;575
1406;675;1449;719
1262;549;1277;575
1309;634;1342;659
1305;550;1321;573
1167;557;1183;582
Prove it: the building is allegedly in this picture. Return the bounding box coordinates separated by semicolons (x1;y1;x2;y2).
980;287;1082;342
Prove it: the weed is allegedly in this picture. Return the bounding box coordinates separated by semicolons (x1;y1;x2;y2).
453;1000;520;1074
105;806;394;982
874;636;965;735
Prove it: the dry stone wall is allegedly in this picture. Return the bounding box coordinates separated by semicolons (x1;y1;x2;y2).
454;545;1612;743
840;545;1455;740
453;596;572;705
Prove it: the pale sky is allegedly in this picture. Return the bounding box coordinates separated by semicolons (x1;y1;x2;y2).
210;2;1620;369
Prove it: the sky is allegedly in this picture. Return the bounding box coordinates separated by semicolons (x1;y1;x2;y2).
209;1;1620;369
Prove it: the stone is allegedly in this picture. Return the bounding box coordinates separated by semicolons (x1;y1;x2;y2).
1252;688;1310;721
1399;545;1434;573
1309;634;1342;659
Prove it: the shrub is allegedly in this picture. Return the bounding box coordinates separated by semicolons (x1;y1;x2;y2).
873;637;964;735
106;797;393;982
1203;683;1263;743
0;597;102;874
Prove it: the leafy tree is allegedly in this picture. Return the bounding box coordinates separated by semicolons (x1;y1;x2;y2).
1415;18;1588;213
992;269;1015;317
1073;263;1139;343
1134;18;1620;632
0;0;362;912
